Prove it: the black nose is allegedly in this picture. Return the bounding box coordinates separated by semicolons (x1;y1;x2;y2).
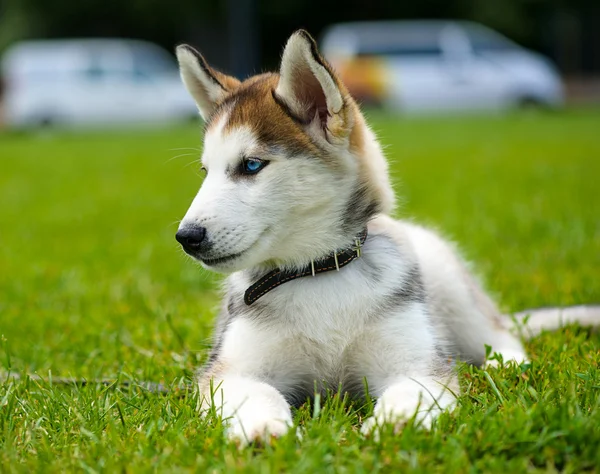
176;226;207;252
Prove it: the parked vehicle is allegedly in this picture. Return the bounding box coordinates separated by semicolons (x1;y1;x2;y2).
1;39;198;127
320;21;564;113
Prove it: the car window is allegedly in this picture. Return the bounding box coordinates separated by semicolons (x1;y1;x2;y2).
464;26;517;52
83;66;134;80
81;48;131;80
131;45;177;79
84;62;104;80
350;25;444;58
357;44;443;57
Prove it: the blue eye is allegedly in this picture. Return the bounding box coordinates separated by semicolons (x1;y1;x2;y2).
241;158;266;175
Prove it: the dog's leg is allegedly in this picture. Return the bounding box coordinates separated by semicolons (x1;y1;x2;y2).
351;302;459;436
199;372;293;446
198;316;305;446
361;375;457;436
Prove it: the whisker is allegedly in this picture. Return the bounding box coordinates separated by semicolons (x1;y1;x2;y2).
166;152;200;164
169;147;202;152
184;158;203;169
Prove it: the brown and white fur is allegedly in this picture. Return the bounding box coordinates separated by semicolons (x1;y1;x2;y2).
174;31;600;445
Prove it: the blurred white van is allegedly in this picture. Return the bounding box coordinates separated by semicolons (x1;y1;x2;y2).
1;39;197;127
321;21;564;113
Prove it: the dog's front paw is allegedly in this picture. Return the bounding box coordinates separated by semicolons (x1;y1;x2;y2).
360;408;435;440
361;378;458;439
360;415;382;438
226;412;292;446
360;404;436;438
361;388;444;438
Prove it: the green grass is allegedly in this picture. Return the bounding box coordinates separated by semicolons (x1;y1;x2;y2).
1;109;599;472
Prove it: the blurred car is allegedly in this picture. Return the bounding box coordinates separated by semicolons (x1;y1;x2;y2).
321;21;564;113
1;39;197;127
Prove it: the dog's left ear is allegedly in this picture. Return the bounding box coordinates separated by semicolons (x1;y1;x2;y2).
275;30;351;140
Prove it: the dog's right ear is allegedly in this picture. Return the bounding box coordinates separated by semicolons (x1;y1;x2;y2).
175;45;240;120
275;30;351;143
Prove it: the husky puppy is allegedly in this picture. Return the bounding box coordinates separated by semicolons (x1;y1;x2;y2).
174;30;600;445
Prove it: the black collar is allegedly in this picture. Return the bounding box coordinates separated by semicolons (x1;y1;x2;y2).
244;228;368;305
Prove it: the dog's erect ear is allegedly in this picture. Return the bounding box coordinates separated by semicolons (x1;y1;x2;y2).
275;30;349;139
176;45;241;120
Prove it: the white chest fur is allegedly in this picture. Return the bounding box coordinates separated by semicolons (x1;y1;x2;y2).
215;230;436;399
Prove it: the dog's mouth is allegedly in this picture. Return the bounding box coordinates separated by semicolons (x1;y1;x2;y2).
199;251;245;267
197;228;271;268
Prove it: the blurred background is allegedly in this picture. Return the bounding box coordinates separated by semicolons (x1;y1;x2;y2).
1;0;600;127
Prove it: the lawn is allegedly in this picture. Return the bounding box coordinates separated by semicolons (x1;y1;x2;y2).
1;109;599;472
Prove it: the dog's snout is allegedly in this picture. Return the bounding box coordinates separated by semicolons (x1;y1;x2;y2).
176;226;207;252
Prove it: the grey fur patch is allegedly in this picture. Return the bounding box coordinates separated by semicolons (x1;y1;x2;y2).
282;385;316;408
201;289;274;378
391;264;426;304
435;343;453;362
341;183;380;235
355;235;387;285
203;293;240;367
375;264;426;316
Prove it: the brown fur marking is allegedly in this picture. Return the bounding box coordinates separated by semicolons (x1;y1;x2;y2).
207;74;322;157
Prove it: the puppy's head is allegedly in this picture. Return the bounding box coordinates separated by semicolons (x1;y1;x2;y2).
175;30;395;273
